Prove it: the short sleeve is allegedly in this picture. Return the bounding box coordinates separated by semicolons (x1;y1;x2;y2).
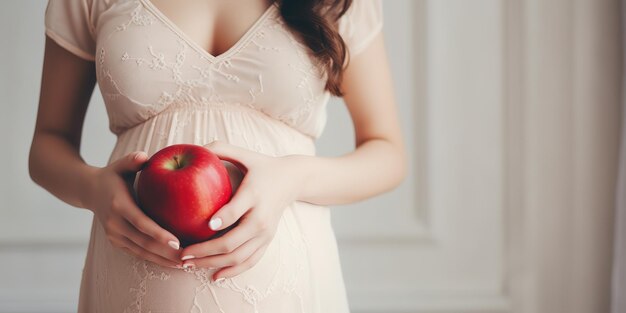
44;0;96;61
338;0;383;57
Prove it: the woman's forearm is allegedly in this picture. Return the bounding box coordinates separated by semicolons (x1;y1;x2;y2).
28;131;98;210
294;138;407;206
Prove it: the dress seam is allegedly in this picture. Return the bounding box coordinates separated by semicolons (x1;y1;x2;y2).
113;103;316;141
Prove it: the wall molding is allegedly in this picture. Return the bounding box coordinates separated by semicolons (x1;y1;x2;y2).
340;0;511;311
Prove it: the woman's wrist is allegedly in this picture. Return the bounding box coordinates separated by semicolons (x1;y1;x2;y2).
282;154;317;202
78;164;101;211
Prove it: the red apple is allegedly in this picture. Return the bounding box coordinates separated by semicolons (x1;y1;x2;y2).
136;144;232;247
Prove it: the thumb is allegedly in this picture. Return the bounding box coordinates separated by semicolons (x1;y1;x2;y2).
111;151;148;174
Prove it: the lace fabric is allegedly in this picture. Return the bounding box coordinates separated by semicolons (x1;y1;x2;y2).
44;0;383;311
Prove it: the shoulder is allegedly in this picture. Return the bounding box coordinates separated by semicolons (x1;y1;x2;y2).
337;0;384;57
44;0;118;61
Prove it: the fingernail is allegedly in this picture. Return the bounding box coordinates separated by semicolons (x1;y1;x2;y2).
209;217;222;230
175;264;183;269
134;151;146;160
168;240;180;250
183;263;195;269
181;255;195;261
214;277;225;283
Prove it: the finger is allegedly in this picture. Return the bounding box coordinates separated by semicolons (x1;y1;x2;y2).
183;237;263;270
120;218;181;263
204;140;256;173
208;186;255;231
180;218;257;260
119;195;181;251
213;243;269;281
112;235;181;269
111;151;148;174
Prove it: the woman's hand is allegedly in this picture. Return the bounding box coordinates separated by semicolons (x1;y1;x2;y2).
86;151;183;269
178;140;307;281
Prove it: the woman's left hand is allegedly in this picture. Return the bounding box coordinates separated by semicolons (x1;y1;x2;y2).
178;140;307;281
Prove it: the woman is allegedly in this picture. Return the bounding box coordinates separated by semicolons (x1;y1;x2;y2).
29;0;406;311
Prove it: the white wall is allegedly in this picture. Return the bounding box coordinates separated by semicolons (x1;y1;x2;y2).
0;1;622;313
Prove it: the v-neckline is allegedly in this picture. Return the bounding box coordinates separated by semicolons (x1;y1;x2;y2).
139;0;277;62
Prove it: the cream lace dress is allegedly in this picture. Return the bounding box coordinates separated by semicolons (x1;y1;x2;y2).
44;0;382;312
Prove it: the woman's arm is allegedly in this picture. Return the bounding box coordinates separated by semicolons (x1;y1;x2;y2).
29;37;182;268
29;36;99;208
296;32;407;205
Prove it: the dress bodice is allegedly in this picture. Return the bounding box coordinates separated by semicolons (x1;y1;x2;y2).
44;0;383;139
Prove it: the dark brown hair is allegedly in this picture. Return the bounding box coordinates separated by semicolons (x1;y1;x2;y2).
277;0;353;97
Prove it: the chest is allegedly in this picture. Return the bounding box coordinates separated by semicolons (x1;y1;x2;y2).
146;0;274;58
93;0;330;135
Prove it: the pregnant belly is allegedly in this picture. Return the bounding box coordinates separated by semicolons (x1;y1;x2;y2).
88;106;333;311
88;199;332;312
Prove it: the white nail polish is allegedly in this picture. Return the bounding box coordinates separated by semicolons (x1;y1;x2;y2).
168;240;180;250
214;277;225;283
209;217;222;230
181;255;195;261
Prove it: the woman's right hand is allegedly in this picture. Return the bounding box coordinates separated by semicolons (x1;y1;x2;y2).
85;151;183;269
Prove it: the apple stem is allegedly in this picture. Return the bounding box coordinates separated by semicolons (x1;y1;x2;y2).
173;155;181;169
